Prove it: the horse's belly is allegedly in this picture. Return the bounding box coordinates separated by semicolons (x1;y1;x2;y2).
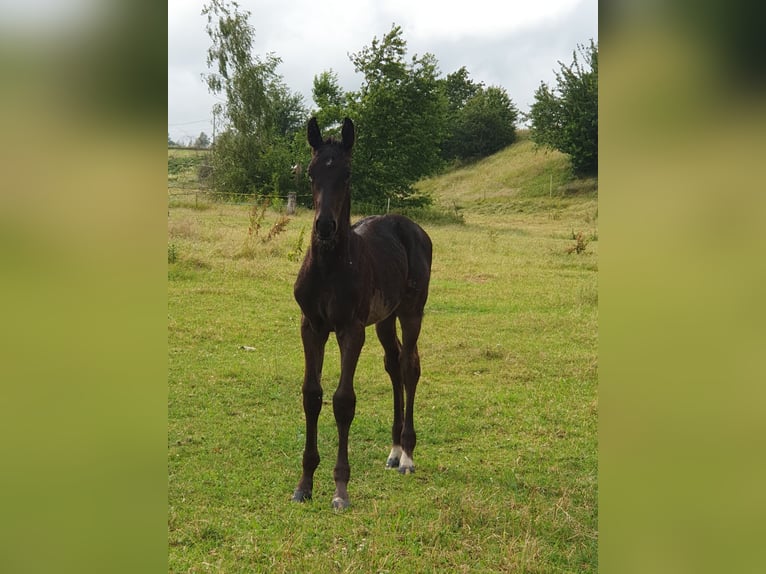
366;289;396;325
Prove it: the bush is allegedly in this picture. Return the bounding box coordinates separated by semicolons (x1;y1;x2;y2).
445;86;519;161
529;40;598;177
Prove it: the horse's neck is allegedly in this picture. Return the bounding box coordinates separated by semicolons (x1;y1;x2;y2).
311;226;353;271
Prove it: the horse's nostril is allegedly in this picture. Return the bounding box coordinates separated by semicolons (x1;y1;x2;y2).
316;217;336;239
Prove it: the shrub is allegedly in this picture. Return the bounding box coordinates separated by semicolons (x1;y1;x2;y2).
529;41;598;177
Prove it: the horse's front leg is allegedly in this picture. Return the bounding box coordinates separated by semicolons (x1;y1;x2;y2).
292;316;328;503
331;322;365;510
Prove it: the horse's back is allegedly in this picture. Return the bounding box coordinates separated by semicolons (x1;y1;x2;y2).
353;214;431;269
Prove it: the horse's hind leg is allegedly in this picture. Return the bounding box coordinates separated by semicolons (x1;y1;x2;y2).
397;312;423;475
376;315;404;469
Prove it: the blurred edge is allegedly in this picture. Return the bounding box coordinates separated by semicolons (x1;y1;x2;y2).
0;2;167;574
600;1;766;573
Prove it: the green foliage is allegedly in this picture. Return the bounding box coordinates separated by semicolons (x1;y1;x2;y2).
448;85;519;160
529;40;598;176
346;25;448;208
311;70;347;135
206;129;254;194
198;8;592;208
202;0;308;197
246;198;269;238
167;242;178;263
271;81;308;139
167;154;203;176
286;225;306;262
440;68;519;162
442;66;482;113
202;0;280;137
194;132;210;148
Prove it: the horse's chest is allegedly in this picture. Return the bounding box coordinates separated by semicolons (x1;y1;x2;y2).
295;273;364;330
318;290;356;326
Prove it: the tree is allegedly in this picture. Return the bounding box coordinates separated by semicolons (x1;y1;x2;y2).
299;70;349;199
194;132;211;148
529;40;598;176
444;83;518;161
270;83;307;140
168;133;176;147
201;0;307;195
442;67;482;113
202;0;280;139
439;68;519;161
440;67;482;160
460;86;519;158
347;24;447;209
311;70;347;136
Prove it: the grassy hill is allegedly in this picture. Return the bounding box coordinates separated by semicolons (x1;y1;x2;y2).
168;147;211;191
418;131;597;215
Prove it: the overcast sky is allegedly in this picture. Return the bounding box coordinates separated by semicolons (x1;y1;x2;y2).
168;0;597;144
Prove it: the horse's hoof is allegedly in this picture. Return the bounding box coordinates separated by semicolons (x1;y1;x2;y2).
385;457;400;469
292;489;312;502
398;465;415;475
332;496;350;511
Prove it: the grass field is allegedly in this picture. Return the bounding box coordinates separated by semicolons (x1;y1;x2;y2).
168;138;598;572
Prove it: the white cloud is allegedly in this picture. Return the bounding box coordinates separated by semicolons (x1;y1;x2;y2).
167;0;597;141
378;0;583;40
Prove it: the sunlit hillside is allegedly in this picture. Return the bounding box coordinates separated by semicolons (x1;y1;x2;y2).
417;132;597;216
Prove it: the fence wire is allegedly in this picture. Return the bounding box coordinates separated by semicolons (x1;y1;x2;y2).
167;186;404;215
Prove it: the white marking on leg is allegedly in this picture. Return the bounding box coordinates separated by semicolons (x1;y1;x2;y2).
399;451;415;474
386;445;402;468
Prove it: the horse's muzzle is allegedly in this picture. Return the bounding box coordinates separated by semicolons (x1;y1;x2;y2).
315;216;337;241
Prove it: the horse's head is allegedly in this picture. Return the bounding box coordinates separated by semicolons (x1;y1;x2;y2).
307;117;354;244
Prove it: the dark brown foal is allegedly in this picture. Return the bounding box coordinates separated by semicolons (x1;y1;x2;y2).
292;117;432;510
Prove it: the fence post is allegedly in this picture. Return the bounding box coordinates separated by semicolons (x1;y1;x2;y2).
287;192;297;215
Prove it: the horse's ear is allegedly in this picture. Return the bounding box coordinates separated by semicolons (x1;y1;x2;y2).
307;117;323;151
341;117;354;151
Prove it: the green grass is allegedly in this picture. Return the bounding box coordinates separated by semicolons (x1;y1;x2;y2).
416;133;597;214
168;140;598;572
168;148;211;191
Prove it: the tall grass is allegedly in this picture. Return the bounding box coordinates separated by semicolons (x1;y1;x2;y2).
168;141;598;572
